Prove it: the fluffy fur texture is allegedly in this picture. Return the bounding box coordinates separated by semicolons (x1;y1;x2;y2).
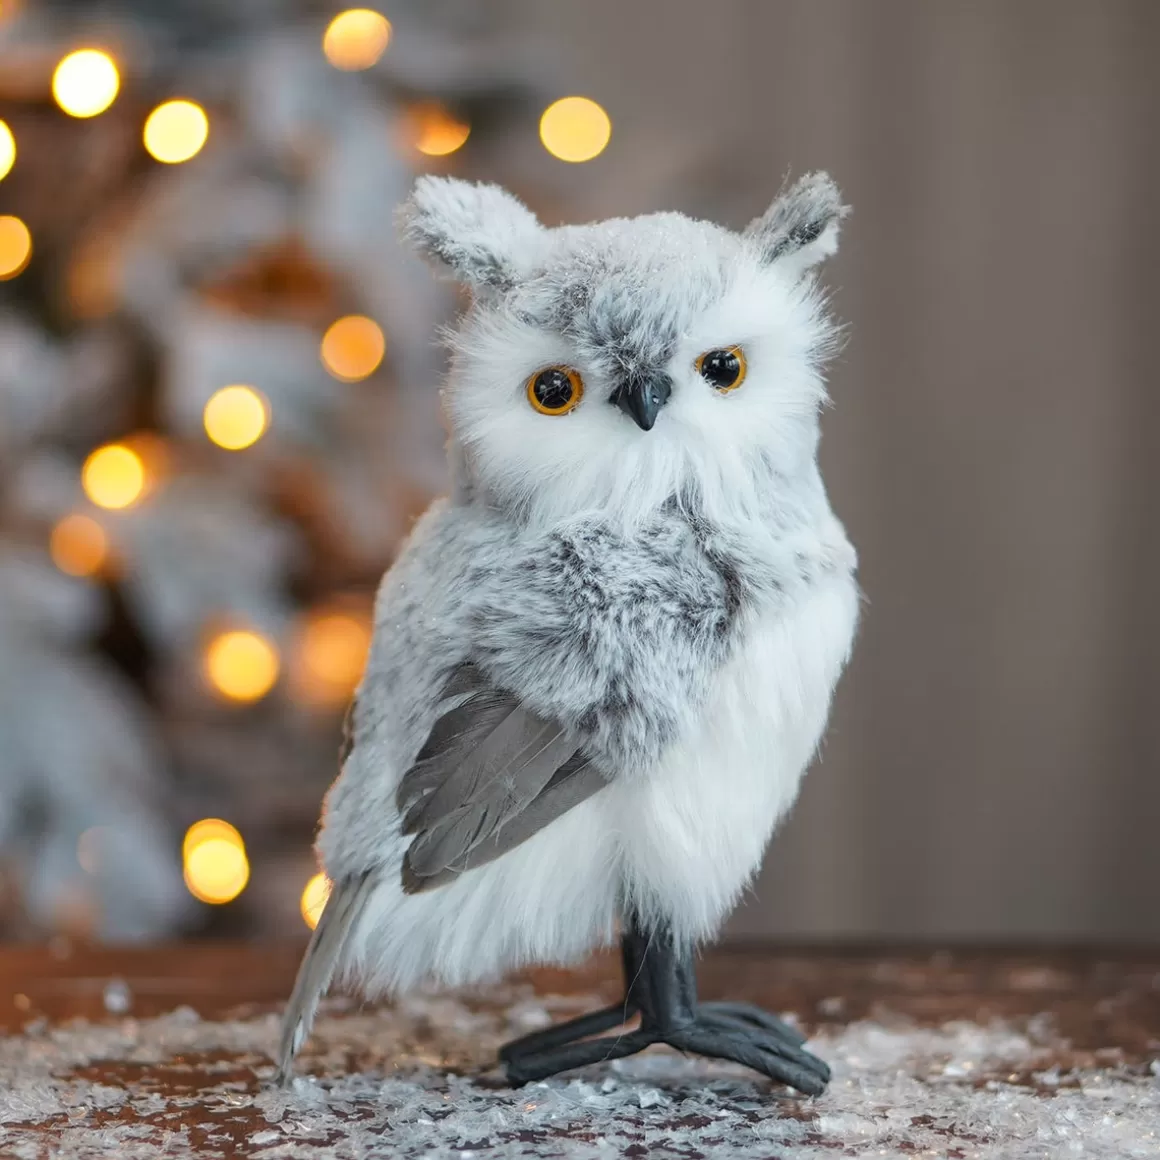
743;170;847;278
398;177;543;292
283;174;859;1073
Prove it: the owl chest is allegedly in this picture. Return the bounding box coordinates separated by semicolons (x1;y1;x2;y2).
684;574;853;814
610;571;858;933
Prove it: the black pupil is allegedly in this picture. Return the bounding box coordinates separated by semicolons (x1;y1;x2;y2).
700;349;740;388
533;368;575;410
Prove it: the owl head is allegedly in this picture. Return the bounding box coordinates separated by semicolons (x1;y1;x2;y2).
400;173;846;530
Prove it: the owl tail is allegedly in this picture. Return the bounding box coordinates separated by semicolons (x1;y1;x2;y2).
275;872;373;1085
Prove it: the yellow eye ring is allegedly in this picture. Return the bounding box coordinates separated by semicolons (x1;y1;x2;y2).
695;345;747;393
526;365;584;415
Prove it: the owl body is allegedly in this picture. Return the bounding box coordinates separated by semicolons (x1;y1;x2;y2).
284;173;859;1065
318;491;856;995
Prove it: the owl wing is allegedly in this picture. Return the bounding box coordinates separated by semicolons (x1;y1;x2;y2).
395;662;607;893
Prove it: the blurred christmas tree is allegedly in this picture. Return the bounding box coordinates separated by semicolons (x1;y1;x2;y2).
0;0;563;941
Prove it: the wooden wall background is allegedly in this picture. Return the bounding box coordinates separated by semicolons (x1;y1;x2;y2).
504;0;1160;939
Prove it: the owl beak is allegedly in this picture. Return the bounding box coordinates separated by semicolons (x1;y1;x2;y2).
611;373;672;432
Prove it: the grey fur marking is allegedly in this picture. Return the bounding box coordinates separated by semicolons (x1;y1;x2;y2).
744;171;848;265
338;697;357;767
511;215;732;383
468;511;762;776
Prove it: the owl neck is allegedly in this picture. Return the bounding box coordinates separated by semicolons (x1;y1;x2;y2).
451;436;831;550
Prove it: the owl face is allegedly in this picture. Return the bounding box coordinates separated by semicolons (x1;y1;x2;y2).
402;175;845;530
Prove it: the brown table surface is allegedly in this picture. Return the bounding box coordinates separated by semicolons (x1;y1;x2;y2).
1;942;1158;1048
1;943;1158;1158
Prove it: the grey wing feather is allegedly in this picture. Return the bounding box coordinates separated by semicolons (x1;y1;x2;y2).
275;871;373;1085
404;712;578;878
397;664;609;893
399;688;518;827
409;708;570;834
403;753;604;892
408;729;575;872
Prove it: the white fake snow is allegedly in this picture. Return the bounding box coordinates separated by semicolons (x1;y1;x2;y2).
0;986;1156;1159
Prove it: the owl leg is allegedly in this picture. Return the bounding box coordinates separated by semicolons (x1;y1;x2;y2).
498;931;641;1062
503;1026;657;1084
501;919;829;1096
626;923;829;1094
497;1003;634;1061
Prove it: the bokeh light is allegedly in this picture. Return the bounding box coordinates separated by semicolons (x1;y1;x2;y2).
300;872;332;929
143;99;209;164
0;120;14;181
204;629;280;703
320;315;385;381
293;609;371;705
52;49;120;118
323;8;391;71
50;513;109;577
81;444;146;510
0;215;31;280
183;818;244;861
203;385;269;450
183;820;249;905
539;96;612;163
409;103;471;157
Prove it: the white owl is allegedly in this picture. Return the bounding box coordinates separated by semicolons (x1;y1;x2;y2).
279;173;859;1096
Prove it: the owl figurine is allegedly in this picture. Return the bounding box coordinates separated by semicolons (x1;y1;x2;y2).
278;173;859;1096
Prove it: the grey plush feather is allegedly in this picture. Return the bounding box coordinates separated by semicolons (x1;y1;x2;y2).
275;871;373;1085
396;666;608;892
402;754;606;892
404;713;578;879
400;691;519;824
412;708;568;827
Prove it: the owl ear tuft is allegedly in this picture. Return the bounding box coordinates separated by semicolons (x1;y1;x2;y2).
398;176;543;292
744;172;848;279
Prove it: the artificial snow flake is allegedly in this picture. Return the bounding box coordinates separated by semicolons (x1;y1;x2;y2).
0;987;1156;1159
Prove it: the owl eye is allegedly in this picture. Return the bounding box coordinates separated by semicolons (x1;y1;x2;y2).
696;346;747;393
526;365;584;415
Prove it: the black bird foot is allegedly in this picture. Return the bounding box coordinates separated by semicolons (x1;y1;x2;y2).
698;1000;809;1046
668;1017;830;1094
502;1013;829;1095
503;1026;655;1086
498;1002;636;1063
498;919;829;1097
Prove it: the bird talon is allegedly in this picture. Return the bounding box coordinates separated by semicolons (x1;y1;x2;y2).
668;1019;830;1094
698;1000;809;1046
